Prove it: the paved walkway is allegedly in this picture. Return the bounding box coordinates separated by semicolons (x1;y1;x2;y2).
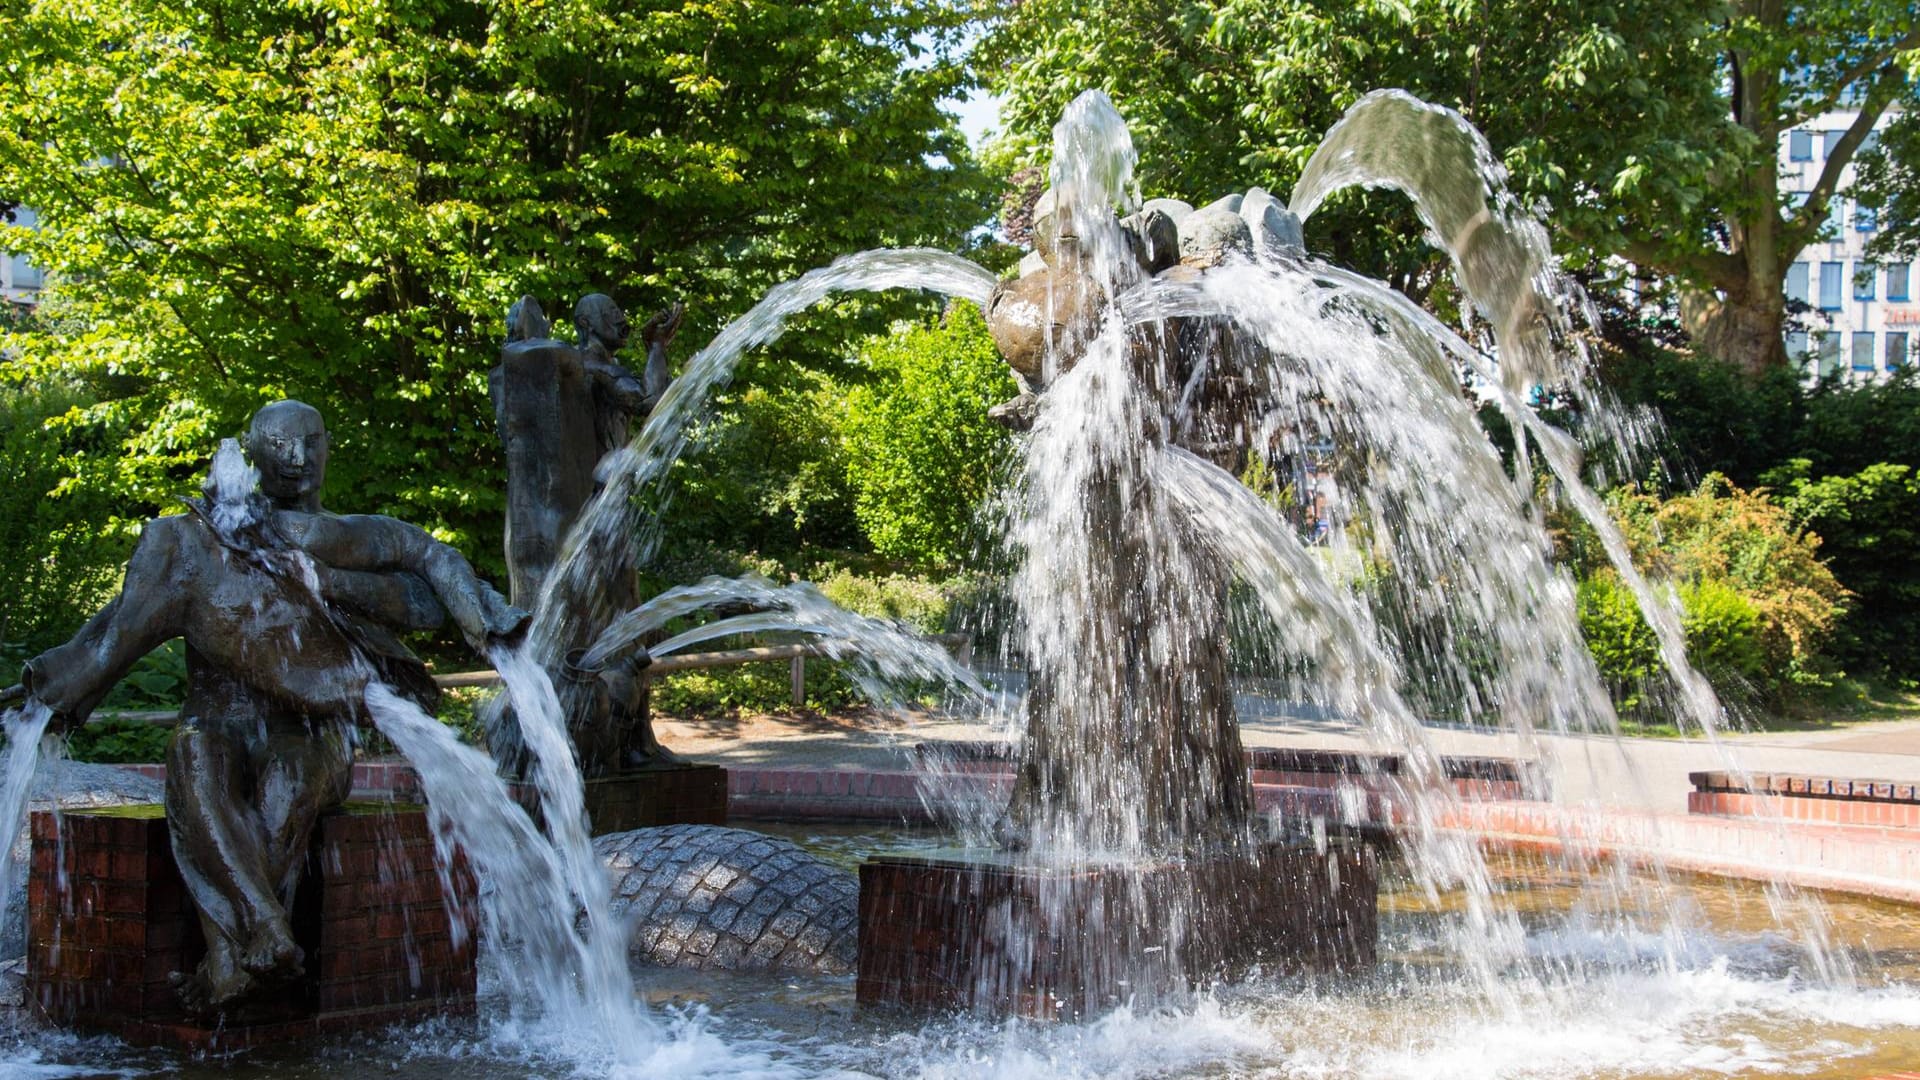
655;682;1920;904
655;675;1920;817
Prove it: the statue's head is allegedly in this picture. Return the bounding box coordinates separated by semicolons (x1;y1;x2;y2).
573;293;629;353
246;399;329;511
505;295;551;344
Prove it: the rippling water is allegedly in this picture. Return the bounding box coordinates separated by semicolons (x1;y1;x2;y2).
6;834;1915;1079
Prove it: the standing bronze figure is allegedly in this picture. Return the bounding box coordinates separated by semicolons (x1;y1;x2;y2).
489;294;684;775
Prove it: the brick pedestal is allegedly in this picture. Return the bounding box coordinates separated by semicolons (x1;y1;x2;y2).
856;841;1376;1017
27;803;477;1049
512;762;727;835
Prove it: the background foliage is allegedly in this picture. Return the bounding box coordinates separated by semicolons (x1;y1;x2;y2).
0;0;990;574
842;303;1016;569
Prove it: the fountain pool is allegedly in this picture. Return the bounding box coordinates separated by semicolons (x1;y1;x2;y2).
5;828;1918;1078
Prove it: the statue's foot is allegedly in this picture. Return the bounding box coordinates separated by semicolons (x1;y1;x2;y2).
171;956;253;1015
625;741;688;769
238;919;304;983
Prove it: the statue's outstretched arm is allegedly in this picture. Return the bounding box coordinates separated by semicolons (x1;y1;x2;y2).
638;301;683;408
316;565;448;631
21;516;191;730
286;513;527;650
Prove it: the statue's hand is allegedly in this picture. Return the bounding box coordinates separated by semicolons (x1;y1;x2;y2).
640;301;685;348
481;602;533;651
15;662;91;736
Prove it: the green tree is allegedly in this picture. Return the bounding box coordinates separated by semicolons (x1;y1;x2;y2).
842;302;1017;568
978;0;1919;373
0;371;134;649
1854;111;1920;263
0;0;991;571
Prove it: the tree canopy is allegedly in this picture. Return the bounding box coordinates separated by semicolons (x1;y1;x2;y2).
0;0;991;565
977;0;1920;373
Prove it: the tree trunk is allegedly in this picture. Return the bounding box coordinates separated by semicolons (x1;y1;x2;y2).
1680;282;1789;375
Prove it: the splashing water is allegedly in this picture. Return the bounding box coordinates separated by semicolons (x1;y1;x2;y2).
200;438;261;538
0;702;54;952
363;665;653;1068
579;575;793;671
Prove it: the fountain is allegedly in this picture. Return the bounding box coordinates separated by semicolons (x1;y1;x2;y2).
1;83;1917;1076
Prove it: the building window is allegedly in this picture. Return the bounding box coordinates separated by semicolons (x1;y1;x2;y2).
1789;130;1814;161
1856;263;1878;301
1815;331;1842;375
1858;205;1878;232
1852;333;1876;371
1786;331;1810;360
1889;263;1912;302
1786;262;1810;304
6;253;39;291
1823;129;1846;158
1887;332;1908;370
1828;196;1847;234
1819;262;1844;310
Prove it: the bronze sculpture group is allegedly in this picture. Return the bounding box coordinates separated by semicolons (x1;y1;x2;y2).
5;293;679;1013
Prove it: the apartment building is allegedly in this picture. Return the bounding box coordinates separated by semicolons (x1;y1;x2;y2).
1;205;42;314
1780;110;1915;377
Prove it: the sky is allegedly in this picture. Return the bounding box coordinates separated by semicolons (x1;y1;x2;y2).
951;89;1003;152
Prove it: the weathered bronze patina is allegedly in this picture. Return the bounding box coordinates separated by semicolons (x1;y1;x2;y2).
488;294;685;775
15;400;525;1013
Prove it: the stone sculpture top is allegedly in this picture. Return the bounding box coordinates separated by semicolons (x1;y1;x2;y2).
14;399;525;1013
979;172;1305;851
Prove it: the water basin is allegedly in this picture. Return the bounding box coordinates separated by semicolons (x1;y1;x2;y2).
4;825;1915;1079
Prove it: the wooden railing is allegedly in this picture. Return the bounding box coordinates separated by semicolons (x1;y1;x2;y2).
89;633;974;723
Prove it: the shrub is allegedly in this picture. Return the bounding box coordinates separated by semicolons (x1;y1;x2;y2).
812;569;956;634
648;659;863;717
1577;575;1662;715
1578;575;1767;717
663;360;864;564
1770;460;1920;677
1675;579;1766;693
1595;342;1804;488
1600;475;1846;691
842;303;1017;569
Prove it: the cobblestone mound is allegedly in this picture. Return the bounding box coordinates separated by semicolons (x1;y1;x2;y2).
596;824;858;975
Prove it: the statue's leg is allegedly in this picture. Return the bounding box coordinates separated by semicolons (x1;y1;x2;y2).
255;719;353;905
165;717;303;1010
165;711;305;1006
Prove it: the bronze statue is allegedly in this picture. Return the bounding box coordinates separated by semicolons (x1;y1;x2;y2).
490;294;678;609
12;400;526;1012
488;294;684;777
